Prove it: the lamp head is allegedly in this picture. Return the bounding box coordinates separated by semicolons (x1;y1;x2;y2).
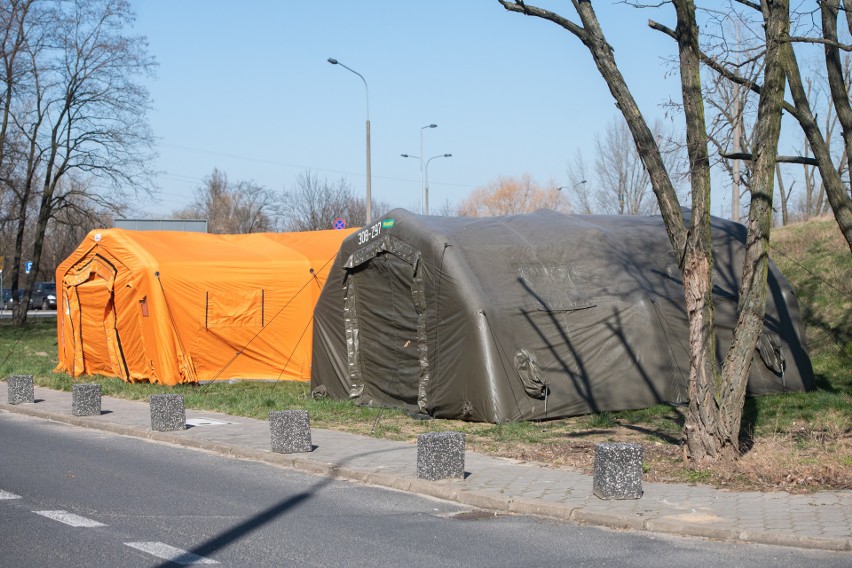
327;58;338;65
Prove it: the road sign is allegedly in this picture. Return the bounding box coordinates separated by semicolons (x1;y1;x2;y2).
25;261;32;274
333;218;346;230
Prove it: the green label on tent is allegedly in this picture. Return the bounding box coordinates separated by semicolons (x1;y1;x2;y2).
381;219;395;229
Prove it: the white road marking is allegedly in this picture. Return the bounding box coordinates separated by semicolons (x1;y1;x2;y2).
186;417;234;426
125;542;219;565
0;490;21;499
34;510;105;527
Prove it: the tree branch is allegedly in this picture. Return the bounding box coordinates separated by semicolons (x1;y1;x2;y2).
787;35;852;51
733;0;761;11
648;19;803;122
498;1;589;43
720;151;819;165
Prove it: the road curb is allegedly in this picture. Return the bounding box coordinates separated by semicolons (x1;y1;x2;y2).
1;400;850;553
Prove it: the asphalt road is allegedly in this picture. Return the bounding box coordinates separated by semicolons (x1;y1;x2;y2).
0;412;847;567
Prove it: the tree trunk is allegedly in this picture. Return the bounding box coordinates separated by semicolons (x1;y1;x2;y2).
783;14;852;253
821;0;852;181
498;0;789;462
776;162;789;226
672;0;733;461
716;0;789;457
732;83;743;223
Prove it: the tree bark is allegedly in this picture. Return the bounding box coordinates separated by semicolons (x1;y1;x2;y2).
715;0;789;458
776;162;790;226
783;39;852;253
821;0;852;181
671;0;732;461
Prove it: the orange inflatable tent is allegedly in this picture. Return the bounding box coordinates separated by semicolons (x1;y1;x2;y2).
55;228;355;385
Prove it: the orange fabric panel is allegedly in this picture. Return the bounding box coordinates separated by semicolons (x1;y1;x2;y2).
55;227;356;385
76;279;115;377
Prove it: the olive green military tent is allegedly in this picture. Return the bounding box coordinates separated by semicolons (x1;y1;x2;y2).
310;209;813;422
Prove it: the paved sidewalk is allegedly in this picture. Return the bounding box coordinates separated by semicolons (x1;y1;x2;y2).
1;382;849;553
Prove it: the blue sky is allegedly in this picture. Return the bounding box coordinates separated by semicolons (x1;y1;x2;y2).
131;1;687;220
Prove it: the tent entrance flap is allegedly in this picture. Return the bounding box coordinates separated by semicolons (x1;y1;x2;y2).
62;260;128;381
344;241;429;412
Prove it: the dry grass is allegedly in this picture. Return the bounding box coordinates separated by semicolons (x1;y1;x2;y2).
327;404;851;493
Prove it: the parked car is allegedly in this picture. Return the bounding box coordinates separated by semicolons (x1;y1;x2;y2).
2;288;23;310
30;281;56;310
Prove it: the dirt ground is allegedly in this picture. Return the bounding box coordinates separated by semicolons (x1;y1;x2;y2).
465;422;852;493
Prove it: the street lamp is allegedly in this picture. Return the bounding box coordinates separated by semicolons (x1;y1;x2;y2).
420;124;437;213
424;154;452;215
328;57;372;224
557;180;587;191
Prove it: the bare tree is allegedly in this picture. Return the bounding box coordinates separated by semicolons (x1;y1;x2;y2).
590;117;684;215
500;0;789;462
456;174;569;217
565;150;593;214
821;0;852;183
175;169;273;234
432;198;458;217
277;170;386;231
0;0;35;179
701;16;762;223
683;1;852;252
0;0;156;324
42;176;117;273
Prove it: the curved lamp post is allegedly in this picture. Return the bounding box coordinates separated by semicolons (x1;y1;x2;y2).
420;124;437;213
424;154;452;215
557;180;587;192
400;153;421;212
328;57;372;224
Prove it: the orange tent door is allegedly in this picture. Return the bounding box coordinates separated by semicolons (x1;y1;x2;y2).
74;278;128;380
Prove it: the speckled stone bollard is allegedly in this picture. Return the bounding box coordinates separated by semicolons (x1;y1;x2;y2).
7;374;34;405
593;442;644;500
72;383;102;416
417;431;465;481
149;394;186;432
269;410;312;453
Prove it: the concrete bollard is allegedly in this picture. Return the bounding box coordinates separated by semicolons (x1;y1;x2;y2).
269;410;312;454
72;383;102;416
149;393;186;431
417;431;465;481
7;374;34;405
593;442;644;500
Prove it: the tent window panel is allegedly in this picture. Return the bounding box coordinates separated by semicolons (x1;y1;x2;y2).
517;265;596;312
206;289;264;329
